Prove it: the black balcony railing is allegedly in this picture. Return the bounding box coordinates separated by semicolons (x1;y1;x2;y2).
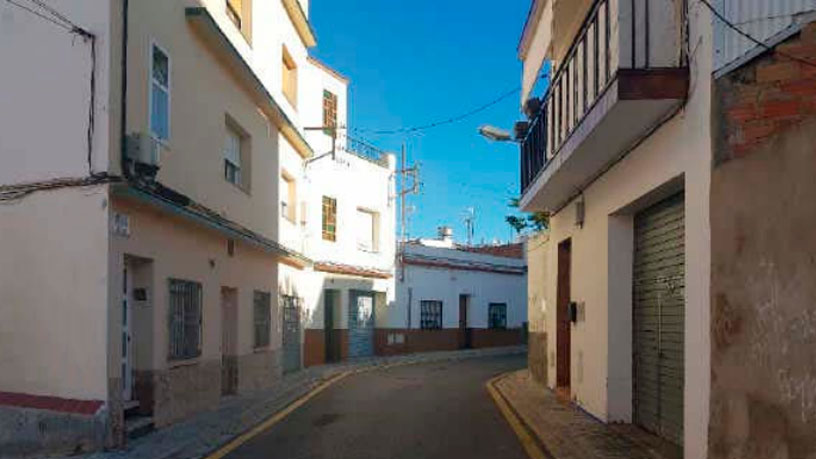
520;0;661;196
345;135;390;167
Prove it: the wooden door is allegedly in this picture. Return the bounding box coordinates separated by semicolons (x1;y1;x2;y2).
221;287;238;396
556;239;572;389
459;294;471;349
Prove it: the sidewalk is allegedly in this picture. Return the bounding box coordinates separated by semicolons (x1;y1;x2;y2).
492;370;682;459
75;346;525;459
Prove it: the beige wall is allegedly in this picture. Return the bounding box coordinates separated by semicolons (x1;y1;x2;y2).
534;8;712;459
127;0;285;244
0;186;110;400
110;197;281;372
527;232;549;336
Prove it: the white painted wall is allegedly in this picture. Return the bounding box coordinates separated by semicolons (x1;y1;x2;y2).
0;0;112;183
394;243;527;330
526;4;714;458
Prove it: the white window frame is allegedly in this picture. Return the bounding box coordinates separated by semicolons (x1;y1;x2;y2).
280;172;296;223
356;208;379;252
148;40;171;145
224;124;242;186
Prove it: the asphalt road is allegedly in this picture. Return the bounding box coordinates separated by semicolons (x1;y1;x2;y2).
226;354;528;459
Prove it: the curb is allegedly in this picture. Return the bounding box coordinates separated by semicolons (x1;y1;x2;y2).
202;371;351;459
486;372;553;459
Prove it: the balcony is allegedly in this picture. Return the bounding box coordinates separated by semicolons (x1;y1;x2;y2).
519;0;689;212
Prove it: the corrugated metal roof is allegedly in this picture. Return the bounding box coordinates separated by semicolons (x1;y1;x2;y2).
714;0;816;74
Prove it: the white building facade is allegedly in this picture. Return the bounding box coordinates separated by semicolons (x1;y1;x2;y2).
386;236;527;355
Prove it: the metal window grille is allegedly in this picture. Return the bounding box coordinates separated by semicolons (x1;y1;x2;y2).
322;196;337;241
253;291;271;348
488;303;507;329
168;279;202;360
420;300;443;329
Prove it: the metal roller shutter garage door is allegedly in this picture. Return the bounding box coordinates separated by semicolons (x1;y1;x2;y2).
633;192;685;446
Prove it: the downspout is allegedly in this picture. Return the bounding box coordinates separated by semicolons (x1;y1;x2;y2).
120;0;129;178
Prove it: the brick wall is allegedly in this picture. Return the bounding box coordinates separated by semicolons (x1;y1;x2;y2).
716;23;816;164
710;22;816;459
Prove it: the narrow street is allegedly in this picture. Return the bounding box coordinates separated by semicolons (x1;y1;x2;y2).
223;355;528;459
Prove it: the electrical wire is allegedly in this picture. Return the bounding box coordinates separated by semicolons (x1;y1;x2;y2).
4;0;71;32
354;86;520;135
4;0;96;174
698;0;816;69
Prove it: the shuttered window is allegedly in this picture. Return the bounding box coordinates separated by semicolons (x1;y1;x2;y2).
168;279;202;360
420;300;443;329
253;291;271;349
282;46;297;107
226;0;242;28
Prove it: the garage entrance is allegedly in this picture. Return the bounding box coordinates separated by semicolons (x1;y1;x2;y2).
633;192;685;446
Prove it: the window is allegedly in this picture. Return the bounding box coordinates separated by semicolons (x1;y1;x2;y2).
322;196;337;241
282;46;297;107
281;173;296;222
168;279;202;360
322;90;337;133
420;300;443;329
224;123;243;187
356;208;379;252
226;0;251;42
150;44;170;143
253;291;271;348
488;303;508;329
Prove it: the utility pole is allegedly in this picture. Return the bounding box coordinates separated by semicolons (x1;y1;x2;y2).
397;143;420;330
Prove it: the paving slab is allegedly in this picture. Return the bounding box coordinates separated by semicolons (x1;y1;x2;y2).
493;369;683;459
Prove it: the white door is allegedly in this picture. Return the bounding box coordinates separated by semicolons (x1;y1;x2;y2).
122;263;133;401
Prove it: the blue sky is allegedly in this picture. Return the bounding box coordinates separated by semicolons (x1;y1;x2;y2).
310;0;532;245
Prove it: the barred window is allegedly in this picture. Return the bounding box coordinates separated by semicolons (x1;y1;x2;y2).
253;291;271;348
168;279;202;360
420;300;443;329
488;303;507;329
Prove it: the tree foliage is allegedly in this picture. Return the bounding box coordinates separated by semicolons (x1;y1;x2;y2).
505;197;549;234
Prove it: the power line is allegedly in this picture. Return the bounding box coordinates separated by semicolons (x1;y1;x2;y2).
355;86;520;135
698;0;816;69
5;0;71;31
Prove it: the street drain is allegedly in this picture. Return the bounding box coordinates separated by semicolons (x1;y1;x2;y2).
313;413;342;427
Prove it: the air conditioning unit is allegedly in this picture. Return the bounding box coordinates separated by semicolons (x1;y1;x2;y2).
125;133;160;180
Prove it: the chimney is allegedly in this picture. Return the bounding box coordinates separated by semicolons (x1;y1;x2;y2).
438;226;454;245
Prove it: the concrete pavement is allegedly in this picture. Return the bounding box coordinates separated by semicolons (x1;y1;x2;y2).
222;355;528;459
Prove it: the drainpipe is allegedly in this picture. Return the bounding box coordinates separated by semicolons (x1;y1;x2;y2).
120;0;129;178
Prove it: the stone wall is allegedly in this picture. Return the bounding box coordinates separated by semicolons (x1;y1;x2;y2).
238;349;282;393
710;22;816;459
151;360;221;427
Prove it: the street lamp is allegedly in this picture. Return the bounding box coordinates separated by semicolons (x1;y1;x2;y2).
478;125;518;143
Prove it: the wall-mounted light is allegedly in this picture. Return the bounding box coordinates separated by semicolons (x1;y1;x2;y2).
575;194;585;228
